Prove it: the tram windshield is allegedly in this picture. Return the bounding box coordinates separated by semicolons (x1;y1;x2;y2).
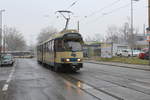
64;41;82;51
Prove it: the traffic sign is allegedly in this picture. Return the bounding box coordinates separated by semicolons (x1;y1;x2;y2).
147;36;150;42
146;29;150;41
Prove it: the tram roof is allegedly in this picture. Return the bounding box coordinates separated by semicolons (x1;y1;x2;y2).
38;29;79;46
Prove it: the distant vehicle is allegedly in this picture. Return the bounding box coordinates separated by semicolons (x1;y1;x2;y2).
1;54;15;66
4;51;34;58
132;50;142;57
37;29;83;72
116;49;141;57
138;48;149;60
144;52;149;60
116;49;130;57
139;52;145;59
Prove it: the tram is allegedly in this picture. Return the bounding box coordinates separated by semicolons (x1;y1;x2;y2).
37;29;83;72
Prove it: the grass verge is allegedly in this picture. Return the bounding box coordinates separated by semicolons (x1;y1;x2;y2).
85;57;149;65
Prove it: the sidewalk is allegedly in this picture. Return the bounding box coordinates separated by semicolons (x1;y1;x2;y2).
85;60;150;71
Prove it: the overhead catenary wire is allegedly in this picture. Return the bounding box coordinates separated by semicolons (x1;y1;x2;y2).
83;3;131;25
88;0;121;17
67;0;78;9
64;0;122;27
77;0;123;22
59;0;141;29
86;0;141;23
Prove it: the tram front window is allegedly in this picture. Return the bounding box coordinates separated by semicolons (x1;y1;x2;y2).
65;41;82;51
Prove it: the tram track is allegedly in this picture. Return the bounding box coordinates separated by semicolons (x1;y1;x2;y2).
82;66;150;95
88;72;150;95
34;58;150;99
60;73;124;100
57;64;150;100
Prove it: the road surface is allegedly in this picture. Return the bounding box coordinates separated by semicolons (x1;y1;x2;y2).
0;58;150;100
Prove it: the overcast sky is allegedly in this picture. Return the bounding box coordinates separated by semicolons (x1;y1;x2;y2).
0;0;148;45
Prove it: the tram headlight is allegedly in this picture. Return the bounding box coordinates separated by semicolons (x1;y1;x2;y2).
65;58;70;62
77;58;81;62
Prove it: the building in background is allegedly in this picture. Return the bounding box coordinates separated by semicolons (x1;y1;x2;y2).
83;42;101;58
134;34;148;49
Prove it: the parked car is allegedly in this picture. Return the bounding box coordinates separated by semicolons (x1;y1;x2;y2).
1;54;15;66
144;52;149;60
132;50;142;57
116;49;141;57
116;49;129;56
139;52;145;59
138;48;149;60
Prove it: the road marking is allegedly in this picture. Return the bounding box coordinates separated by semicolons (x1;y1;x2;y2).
6;67;15;83
2;84;9;91
6;75;12;83
2;63;16;92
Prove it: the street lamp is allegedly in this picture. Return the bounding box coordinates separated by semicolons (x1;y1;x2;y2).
130;0;139;56
0;9;5;65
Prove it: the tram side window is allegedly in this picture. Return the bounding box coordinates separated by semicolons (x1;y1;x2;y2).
38;46;42;53
46;43;48;52
50;41;52;52
52;40;54;52
48;41;50;52
45;43;47;52
44;44;46;52
40;46;42;52
50;41;52;51
48;40;53;52
47;42;49;52
43;44;45;52
37;46;39;54
38;46;40;53
55;39;63;51
46;43;47;52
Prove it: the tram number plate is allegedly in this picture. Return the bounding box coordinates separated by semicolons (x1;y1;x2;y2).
72;63;78;65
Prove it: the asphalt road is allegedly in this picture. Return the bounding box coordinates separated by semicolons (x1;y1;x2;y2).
0;58;150;100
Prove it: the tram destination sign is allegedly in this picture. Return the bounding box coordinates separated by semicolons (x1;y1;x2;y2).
64;33;81;38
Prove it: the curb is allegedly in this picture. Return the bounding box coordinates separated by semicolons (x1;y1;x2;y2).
84;61;150;71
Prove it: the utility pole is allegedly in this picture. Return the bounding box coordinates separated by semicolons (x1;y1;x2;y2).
131;0;133;42
0;9;5;65
77;21;80;32
143;24;146;36
130;0;140;56
130;0;134;57
3;25;6;53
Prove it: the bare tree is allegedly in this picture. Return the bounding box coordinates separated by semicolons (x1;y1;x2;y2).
93;33;104;42
120;21;139;48
106;25;120;43
106;21;139;48
37;26;57;43
119;22;130;43
84;34;103;42
4;26;26;51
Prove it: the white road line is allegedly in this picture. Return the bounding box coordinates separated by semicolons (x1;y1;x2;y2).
2;63;16;92
6;68;15;83
6;76;12;83
2;84;9;91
